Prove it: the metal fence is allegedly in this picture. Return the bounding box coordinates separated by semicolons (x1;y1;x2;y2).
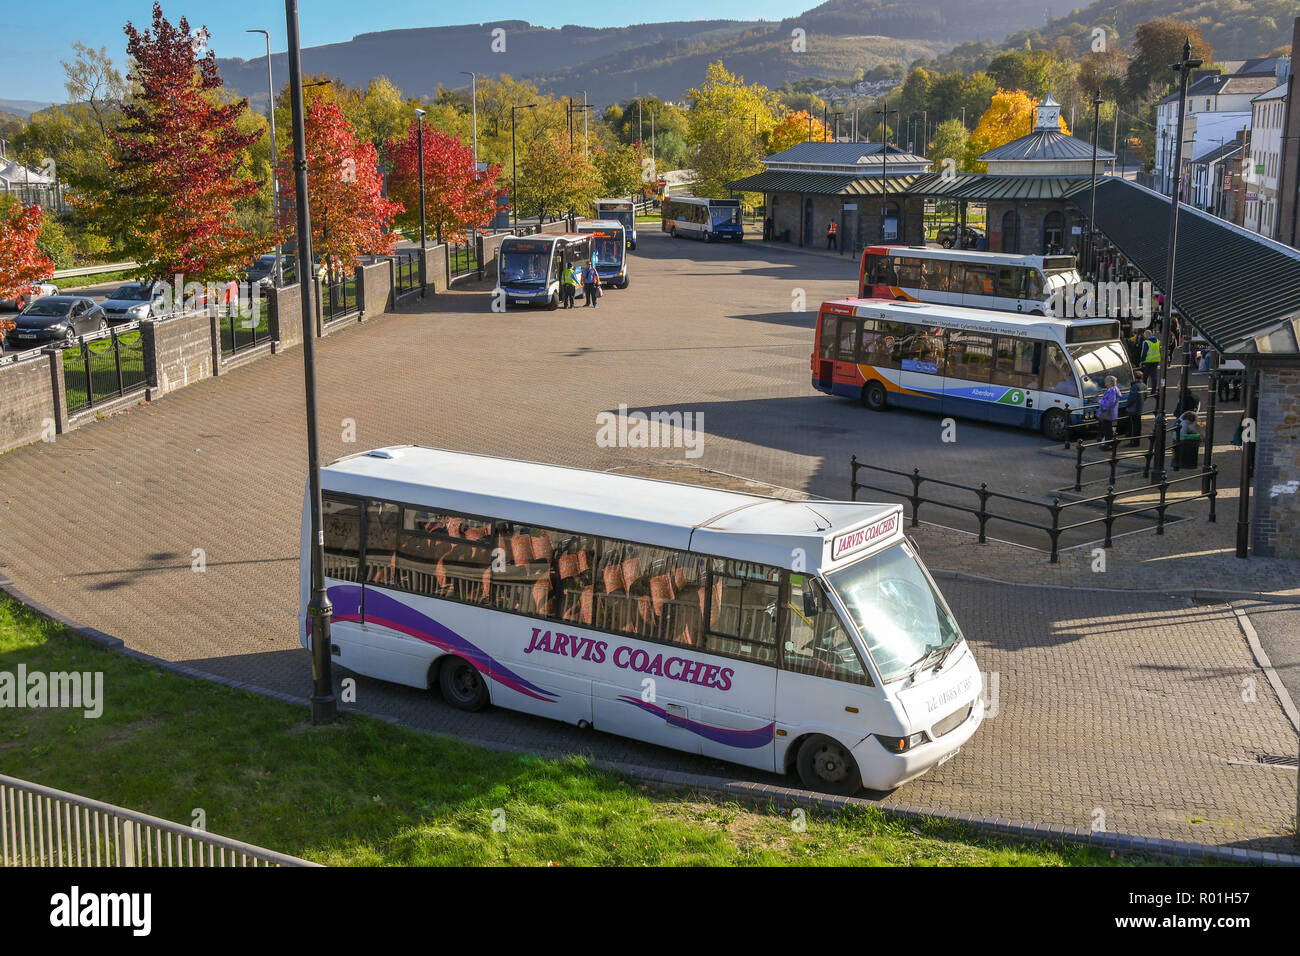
850;455;1218;563
62;322;147;415
218;300;273;357
447;240;478;280
321;272;359;324
392;252;420;298
0;773;318;867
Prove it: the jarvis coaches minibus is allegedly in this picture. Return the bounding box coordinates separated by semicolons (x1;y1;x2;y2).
303;446;984;794
813;297;1132;440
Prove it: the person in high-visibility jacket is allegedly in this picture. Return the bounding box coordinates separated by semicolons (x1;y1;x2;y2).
560;262;579;309
1139;329;1161;389
826;220;838;249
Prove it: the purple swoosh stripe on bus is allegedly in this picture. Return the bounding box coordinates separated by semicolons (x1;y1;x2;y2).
617;696;774;750
326;586;559;703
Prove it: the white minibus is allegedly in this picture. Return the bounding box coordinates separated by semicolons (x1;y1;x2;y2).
494;234;591;309
302;446;984;794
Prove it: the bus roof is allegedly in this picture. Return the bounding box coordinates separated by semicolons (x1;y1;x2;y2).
863;245;1074;269
823;296;1118;335
500;233;589;246
321;446;902;571
595;198;634;205
575;219;625;232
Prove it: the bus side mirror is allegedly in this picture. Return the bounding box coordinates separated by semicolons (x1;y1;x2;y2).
802;585;820;618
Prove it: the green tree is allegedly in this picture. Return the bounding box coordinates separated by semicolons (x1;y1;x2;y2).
517;133;600;222
593;143;644;198
1127;19;1215;101
927;118;973;174
685;61;781;198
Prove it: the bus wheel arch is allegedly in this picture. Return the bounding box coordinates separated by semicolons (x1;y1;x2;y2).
791;733;862;796
436;655;490;712
1040;408;1069;441
862;380;889;411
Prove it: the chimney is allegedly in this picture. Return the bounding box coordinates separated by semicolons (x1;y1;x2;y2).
1277;56;1291;86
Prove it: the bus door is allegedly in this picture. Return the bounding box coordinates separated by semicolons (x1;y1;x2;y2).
895;324;945;412
690;561;778;772
815;311;836;390
830;316;862;396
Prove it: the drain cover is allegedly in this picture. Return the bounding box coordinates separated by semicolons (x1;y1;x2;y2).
1257;754;1299;769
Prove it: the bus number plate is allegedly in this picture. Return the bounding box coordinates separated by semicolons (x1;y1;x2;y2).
937;748;959;767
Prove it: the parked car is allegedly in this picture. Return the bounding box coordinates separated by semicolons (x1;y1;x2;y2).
4;296;106;348
936;225;985;249
245;254;281;289
0;281;59;312
100;282;168;323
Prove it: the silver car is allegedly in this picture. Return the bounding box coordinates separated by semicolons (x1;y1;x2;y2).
100;282;167;323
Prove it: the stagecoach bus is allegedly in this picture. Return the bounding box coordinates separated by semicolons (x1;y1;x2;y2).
494;234;591;310
860;246;1082;316
594;198;637;249
813;297;1132;440
302;446;985;794
662;196;744;242
575;219;629;288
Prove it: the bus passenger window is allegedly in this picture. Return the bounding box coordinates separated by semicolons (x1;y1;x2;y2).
863;254;881;285
704;559;780;664
836;320;859;362
946;263;964;293
946;331;994;382
322;496;363;582
896;257;922;288
963;265;994;296
997;267;1023;298
991;337;1041;390
1042;343;1077;396
1023;270;1044;300
784;576;870;684
364;501;401;587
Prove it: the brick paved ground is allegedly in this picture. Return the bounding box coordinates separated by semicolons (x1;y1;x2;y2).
0;232;1295;849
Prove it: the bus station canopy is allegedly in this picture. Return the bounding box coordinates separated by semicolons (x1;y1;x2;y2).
1075;178;1300;359
727;170;923;196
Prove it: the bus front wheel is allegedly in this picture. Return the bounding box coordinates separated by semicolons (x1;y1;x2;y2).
1040;409;1068;442
863;380;888;411
438;657;489;711
795;734;862;796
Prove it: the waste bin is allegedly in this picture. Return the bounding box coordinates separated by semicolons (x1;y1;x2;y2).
1174;432;1201;469
780;228;791;242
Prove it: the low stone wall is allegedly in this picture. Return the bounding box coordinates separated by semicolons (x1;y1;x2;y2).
421;243;449;294
0;351;60;453
142;311;217;398
269;282;304;350
480;232;508;283
358;261;391;319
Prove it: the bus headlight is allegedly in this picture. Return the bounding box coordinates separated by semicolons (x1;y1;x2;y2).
875;732;928;753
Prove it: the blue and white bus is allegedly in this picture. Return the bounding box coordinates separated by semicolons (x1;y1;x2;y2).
594;198;637;249
303;446;984;794
493;234;591;310
813;297;1133;440
575;219;629;289
662;196;744;242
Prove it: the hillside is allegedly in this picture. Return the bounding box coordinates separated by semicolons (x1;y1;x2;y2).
788;0;1079;44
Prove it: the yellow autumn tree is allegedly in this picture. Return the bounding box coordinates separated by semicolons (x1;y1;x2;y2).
769;110;832;154
965;89;1069;173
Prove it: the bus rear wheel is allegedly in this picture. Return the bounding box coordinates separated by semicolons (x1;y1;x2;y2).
439;657;489;711
1040;409;1068;442
796;735;862;795
863;380;888;411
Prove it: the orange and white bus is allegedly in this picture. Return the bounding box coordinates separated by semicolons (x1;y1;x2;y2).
860;246;1082;316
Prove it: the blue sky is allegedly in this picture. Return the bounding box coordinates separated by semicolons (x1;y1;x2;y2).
1;1;806;104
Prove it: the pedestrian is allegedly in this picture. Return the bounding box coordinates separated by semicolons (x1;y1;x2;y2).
826;220;838;249
560;260;579;309
1097;374;1122;448
582;260;601;308
763;216;774;241
1125;370;1148;446
1139;328;1161;390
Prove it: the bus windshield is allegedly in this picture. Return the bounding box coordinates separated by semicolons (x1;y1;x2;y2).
1069;341;1133;396
590;236;624;266
825;542;962;683
500;248;550;284
711;206;741;228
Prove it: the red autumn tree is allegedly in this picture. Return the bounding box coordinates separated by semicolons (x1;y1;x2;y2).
385;124;502;243
277;99;402;273
0;202;55;303
82;3;264;282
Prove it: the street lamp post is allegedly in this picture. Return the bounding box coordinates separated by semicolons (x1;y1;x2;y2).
875;97;899;241
511;104;536;230
1088;91;1103;279
1151;38;1203;482
284;0;335;724
246;29;281;286
580;91;588;157
459;71;478;168
415;108;427;248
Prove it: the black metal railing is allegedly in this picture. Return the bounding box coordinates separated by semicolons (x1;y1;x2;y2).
62;323;147;415
391;252;419;298
321;272;358;324
447;240;478;280
218;299;272;356
850;456;1218;563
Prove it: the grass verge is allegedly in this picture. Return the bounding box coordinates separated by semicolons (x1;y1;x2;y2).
0;595;1155;866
